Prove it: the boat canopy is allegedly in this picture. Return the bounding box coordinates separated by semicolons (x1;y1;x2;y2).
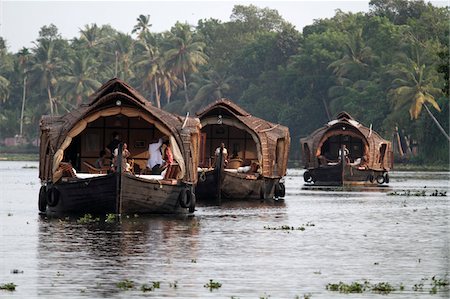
39;78;201;183
196;99;290;178
300;112;393;171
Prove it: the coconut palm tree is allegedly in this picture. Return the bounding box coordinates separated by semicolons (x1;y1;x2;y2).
388;51;449;141
164;22;208;103
58;51;102;107
328;28;378;81
0;76;10;103
29;39;62;115
132;14;152;40
108;32;135;81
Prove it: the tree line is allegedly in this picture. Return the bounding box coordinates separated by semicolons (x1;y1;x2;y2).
0;0;448;164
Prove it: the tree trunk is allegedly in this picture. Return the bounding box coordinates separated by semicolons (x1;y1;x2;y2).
183;71;189;103
47;84;54;116
20;76;27;136
424;104;450;142
154;78;161;108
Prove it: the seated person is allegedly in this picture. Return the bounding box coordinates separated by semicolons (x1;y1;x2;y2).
112;143;131;173
95;150;108;169
147;138;164;174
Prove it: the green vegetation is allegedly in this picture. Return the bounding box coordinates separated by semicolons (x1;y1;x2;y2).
0;1;448;163
77;213;100;224
104;213;117;223
0;283;16;291
116;279;134;290
204;279;222;291
327;277;449;295
264;222;315;231
140;281;160;292
388;189;447;196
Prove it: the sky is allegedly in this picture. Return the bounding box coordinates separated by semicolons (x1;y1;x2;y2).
0;0;375;52
0;0;446;53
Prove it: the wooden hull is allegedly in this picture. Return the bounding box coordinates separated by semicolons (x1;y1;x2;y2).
42;173;193;216
304;164;389;186
196;170;285;202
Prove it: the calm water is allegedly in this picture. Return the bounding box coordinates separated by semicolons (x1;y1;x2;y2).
0;161;448;298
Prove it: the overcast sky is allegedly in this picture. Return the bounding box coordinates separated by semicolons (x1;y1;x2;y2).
0;1;446;52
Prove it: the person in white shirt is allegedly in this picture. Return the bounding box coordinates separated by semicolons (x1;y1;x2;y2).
147;138;163;174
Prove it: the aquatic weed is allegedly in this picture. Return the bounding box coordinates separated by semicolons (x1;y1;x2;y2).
326;281;369;293
105;213;117;223
116;279;134;290
204;279;222;291
77;213;100;224
371;282;395;294
169;280;178;288
140;281;159;292
0;283;16;291
10;269;23;274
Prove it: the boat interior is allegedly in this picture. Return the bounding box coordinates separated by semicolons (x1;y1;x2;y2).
314;132;369;167
62;114;180;179
198;122;260;173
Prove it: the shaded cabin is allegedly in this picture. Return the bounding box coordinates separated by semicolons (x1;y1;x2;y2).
300;112;392;185
196;99;290;200
38;78;200;215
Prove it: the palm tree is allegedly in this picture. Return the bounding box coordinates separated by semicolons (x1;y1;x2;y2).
132;14;152;40
58;51;102;107
185;70;234;112
164;22;208;103
388;52;449;141
328;28;378;81
29;39;62;115
17;47;31;137
0;75;10;103
108;32;135;80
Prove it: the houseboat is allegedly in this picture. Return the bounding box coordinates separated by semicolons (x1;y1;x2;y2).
38;78;200;215
195;99;290;202
300;112;392;186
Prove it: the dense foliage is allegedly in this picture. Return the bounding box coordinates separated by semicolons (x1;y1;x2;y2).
0;1;448;163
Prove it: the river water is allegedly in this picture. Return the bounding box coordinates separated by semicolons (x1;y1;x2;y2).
0;161;448;298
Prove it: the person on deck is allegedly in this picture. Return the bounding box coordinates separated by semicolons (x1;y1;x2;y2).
147;138;164;174
106;132;121;161
215;142;228;166
95;150;107;169
113;143;131;172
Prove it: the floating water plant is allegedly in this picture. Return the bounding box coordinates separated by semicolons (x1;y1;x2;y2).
326;281;369;293
169;281;178;288
77;213;100;224
371;282;395;294
116;279;134;290
10;269;23;274
388;189;447;197
264;222;315;231
0;283;16;291
140;282;160;292
204;279;222;291
105;213;117;223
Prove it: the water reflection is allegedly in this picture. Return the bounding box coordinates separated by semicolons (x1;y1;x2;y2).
36;215;201;298
0;162;448;298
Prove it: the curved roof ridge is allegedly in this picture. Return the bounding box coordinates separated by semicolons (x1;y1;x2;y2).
196;98;250;117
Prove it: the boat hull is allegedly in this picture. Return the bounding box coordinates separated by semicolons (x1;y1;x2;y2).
42;173;192;216
196;170;284;202
304;164;389;186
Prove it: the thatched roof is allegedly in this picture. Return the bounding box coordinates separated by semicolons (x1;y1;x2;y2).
301;112;392;170
39;78;200;182
197;99;290;177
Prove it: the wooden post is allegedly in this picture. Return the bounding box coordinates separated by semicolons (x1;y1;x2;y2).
116;143;123;214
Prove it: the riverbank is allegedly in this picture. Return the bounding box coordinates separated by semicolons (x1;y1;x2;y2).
0;153;39;161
